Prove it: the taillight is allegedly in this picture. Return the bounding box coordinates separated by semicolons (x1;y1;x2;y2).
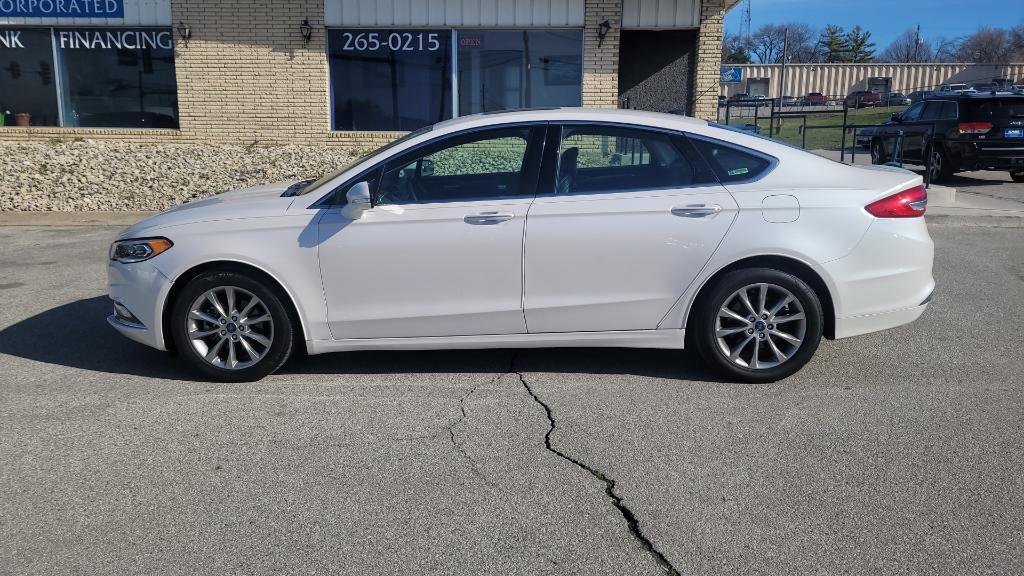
865;185;927;218
958;121;992;134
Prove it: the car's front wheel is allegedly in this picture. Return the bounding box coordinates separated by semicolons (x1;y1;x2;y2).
170;271;295;382
691;268;823;383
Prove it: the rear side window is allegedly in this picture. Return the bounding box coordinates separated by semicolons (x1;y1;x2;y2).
922;101;957;120
689;137;772;183
554;125;715;194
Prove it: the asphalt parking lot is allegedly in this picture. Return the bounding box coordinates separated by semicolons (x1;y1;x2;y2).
1;213;1022;575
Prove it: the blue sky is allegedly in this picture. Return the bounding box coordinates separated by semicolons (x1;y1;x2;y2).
724;0;1024;49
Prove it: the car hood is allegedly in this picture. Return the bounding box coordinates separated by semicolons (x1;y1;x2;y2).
118;180;299;238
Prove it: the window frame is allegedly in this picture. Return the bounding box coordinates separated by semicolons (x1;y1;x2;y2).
539;121;722;197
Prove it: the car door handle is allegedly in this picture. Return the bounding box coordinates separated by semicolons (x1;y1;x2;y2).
463;212;514;225
671;204;722;218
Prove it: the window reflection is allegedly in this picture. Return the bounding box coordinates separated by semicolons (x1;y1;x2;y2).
0;29;59;127
457;29;582;115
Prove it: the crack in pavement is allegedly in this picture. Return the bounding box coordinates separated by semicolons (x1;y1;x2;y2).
510;353;682;576
446;372;503;488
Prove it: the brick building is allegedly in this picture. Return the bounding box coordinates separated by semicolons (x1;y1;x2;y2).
0;0;736;147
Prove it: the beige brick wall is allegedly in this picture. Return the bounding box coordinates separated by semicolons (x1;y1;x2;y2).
582;0;621;108
173;0;332;145
693;0;736;121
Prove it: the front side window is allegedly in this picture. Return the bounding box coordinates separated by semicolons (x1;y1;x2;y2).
902;102;926;121
0;28;59;127
54;28;178;128
554;125;714;194
328;29;453;131
377;127;533;205
457;29;582;115
689;137;772;183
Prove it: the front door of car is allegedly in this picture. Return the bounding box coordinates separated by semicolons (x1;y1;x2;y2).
316;125;544;339
886;101;927;160
523;124;739;333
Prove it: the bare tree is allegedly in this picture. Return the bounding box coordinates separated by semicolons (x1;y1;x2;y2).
722;31;752;64
748;23;818;64
957;27;1014;63
932;35;961;62
878;28;933;62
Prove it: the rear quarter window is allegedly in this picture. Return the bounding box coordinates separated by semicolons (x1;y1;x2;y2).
689;135;773;183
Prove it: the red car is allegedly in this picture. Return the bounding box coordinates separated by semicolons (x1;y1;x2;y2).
803;92;827;106
845;91;881;108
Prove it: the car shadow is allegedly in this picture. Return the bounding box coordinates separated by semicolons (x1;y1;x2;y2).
0;296;725;383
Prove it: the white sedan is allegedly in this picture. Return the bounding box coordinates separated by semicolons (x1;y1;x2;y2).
108;108;934;383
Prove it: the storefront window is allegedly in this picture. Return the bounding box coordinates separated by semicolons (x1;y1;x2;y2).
328;29;453;132
0;28;59;127
457;29;582;115
54;28;178;128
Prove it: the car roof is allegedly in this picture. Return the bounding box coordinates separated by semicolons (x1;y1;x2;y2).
428;107;709;134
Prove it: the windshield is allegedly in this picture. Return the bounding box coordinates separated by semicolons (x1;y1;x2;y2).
296;126;433;196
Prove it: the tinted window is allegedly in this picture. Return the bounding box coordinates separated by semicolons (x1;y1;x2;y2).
969;99;1024;122
328;29;453;131
54;28;178;128
457;30;582;114
690;137;772;182
921;101;944;120
377;127;533;205
0;28;59;127
554;126;713;194
902;102;926;121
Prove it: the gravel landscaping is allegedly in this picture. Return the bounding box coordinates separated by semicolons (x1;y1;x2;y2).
0;141;362;211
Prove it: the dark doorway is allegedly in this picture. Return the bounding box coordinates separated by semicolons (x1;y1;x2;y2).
618;29;698;115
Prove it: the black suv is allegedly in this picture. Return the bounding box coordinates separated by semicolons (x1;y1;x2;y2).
869;94;1024;183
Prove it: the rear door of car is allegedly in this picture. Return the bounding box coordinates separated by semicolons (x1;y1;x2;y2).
522;123;738;334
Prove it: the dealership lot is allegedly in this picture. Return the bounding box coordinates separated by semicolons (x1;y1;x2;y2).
1;216;1022;575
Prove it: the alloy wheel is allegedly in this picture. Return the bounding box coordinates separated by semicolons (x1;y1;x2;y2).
186;286;275;370
715;283;807;370
929;150;942;181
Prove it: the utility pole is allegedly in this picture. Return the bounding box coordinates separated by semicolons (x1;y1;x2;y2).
913;24;921;63
777;27;789;102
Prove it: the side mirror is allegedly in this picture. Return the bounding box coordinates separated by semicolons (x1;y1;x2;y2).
891;112;902;122
419;158;435;177
341;180;372;220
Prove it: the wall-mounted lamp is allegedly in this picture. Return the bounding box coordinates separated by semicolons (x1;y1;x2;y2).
300;18;313;47
176;21;191;46
597;20;612;48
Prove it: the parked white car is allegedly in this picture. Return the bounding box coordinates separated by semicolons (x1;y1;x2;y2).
108;108;934;383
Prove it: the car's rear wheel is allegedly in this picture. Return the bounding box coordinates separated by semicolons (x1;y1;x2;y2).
927;145;954;183
691;268;823;383
1010;170;1024;183
171;271;294;382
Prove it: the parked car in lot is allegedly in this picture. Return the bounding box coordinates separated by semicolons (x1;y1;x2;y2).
881;92;911;106
936;83;976;95
907;91;930;104
856;125;879;148
869;94;1024;182
803;92;828;106
845;90;881;108
108;108;935;383
780;95;801;107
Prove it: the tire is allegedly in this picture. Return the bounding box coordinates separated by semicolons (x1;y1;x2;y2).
870;139;888;165
170;271;295;382
1010;171;1024;183
691;268;823;383
927;145;954;183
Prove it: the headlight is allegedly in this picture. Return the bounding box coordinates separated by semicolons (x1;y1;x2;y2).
109;237;173;263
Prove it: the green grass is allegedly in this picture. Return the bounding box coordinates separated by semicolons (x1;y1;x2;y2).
721;106;907;150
